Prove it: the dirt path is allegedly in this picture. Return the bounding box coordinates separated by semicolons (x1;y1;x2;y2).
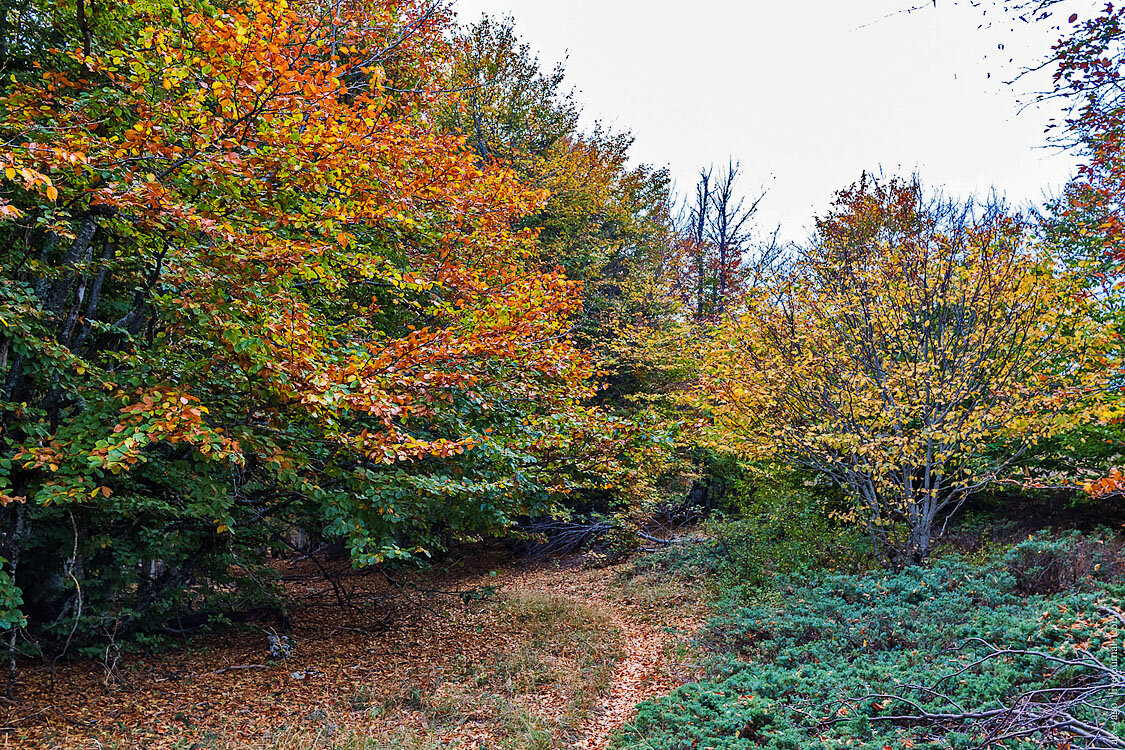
3;552;705;749
573;606;688;750
497;561;704;750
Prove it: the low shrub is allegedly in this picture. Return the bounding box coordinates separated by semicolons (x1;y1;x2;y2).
1001;528;1123;593
627;539;722;582
625;482;872;599
614;533;1125;750
708;482;872;593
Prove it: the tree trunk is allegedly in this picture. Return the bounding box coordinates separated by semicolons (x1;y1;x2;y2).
5;503;25;699
908;504;935;566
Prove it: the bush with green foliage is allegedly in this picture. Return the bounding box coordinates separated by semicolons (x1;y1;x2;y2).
707;481;872;593
624;481;873;609
615;533;1124;750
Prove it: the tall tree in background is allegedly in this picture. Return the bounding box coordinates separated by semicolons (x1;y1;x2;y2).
675;162;780;321
446;15;578;164
1024;3;1125;499
608;163;782;514
441;16;675;346
687;167;712;320
708;162;761;315
439;15;680;514
1047;4;1125;263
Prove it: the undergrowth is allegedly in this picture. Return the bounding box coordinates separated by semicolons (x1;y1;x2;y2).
629;482;874;602
613;530;1125;750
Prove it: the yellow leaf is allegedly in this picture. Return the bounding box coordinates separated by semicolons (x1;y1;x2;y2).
45;185;58;201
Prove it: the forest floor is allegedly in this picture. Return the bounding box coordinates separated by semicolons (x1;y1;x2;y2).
2;546;707;749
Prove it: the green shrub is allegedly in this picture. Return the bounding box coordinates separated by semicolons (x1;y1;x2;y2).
627;539;722;581
707;482;872;594
626;481;871;598
614;533;1124;750
1000;528;1122;593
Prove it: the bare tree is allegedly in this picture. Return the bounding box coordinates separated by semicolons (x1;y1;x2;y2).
678;162;777;319
707;162;763;315
689;167;712;320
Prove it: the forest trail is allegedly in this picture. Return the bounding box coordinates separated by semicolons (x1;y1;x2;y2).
571;598;690;750
484;556;705;750
4;550;705;749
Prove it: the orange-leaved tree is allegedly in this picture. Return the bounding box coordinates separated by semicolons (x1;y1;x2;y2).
0;0;646;663
437;14;681;517
1032;4;1125;499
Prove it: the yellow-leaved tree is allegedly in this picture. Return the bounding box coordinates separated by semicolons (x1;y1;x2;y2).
691;175;1114;566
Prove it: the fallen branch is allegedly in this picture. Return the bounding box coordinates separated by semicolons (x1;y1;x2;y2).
637;531;710;546
1097;605;1125;628
515;519;710;559
827;638;1125;750
515;519;616;559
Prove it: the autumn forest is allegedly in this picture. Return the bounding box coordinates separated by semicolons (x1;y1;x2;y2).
0;0;1122;748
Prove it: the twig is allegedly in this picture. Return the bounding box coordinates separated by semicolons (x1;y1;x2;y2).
637;531;709;546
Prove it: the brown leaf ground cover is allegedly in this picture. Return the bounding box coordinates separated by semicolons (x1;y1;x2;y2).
1;549;706;749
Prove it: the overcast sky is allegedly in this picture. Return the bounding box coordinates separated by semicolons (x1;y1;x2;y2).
451;0;1102;242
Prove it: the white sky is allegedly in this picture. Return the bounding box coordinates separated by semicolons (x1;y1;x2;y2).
451;0;1104;242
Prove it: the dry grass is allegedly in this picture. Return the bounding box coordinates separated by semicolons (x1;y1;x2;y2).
255;588;621;750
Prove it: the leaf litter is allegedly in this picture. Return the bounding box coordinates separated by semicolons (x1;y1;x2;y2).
1;549;705;749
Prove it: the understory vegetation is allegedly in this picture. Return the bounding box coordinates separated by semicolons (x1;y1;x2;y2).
615;511;1125;750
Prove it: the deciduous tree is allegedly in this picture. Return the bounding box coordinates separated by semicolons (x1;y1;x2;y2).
0;0;650;666
690;175;1111;566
